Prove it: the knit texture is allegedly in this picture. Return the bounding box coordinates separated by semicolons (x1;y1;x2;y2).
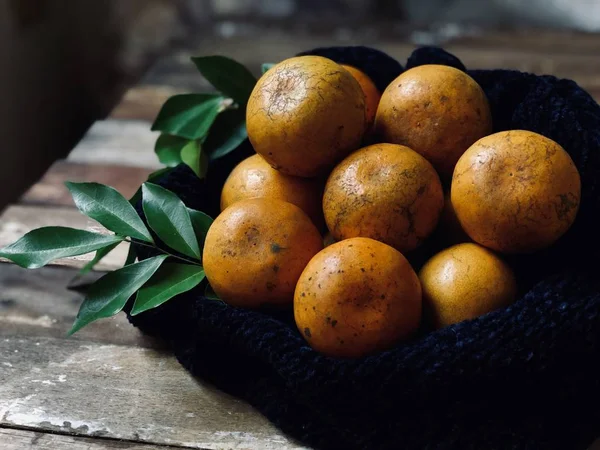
129;47;600;450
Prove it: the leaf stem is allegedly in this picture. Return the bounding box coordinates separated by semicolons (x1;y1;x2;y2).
125;239;202;266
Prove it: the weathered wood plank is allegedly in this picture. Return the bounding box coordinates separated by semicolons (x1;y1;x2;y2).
69;36;600;173
0;205;128;270
20;161;153;207
102;27;600;127
0;428;179;449
0;336;305;449
67;120;160;169
110;85;186;121
140;35;600;100
0;264;160;348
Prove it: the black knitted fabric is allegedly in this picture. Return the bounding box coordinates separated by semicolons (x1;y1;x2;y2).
129;47;600;450
296;45;404;93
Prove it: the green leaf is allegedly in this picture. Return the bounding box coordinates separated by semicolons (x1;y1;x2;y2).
68;255;167;335
131;263;205;315
187;208;213;247
180;140;208;178
261;63;275;74
203;108;248;160
191;56;257;105
155;134;187;167
0;227;123;269
66;182;153;243
151;94;224;140
142;183;201;260
78;241;121;276
129;167;172;207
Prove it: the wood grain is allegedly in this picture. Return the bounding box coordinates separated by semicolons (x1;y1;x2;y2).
0;336;305;449
102;29;600;137
110;85;186;121
139;34;600;100
20;161;153;207
67;120;161;169
0;205;128;270
0;428;178;449
0;264;161;348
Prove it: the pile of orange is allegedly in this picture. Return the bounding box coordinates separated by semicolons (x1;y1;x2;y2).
203;55;581;359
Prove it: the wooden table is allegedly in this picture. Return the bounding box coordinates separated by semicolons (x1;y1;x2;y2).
1;26;600;450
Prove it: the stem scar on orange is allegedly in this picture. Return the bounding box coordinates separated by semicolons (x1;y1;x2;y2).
246;55;367;178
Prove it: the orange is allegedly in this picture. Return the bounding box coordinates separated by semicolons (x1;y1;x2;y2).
220;154;325;230
294;237;422;358
341;64;381;129
374;64;492;179
323;143;444;253
203;198;323;307
419;243;518;329
246;55;367;177
451;130;581;253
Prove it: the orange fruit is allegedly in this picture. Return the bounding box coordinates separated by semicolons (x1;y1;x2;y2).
419;243;518;329
294;237;422;358
246;55;367;177
451;130;581;253
220;154;325;229
203;198;323;307
323;143;444;253
341;64;381;128
374;64;492;179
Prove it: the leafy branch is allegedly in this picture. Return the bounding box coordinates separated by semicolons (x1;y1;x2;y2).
0;180;213;334
0;54;261;334
152;56;258;178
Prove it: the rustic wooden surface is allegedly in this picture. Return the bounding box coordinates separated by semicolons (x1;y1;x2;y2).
0;264;157;347
0;337;302;449
1;26;599;449
66;120;162;170
20;161;154;207
0;428;175;450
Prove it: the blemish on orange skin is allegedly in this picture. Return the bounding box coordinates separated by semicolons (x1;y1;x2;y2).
220;154;326;230
374;64;492;180
451;130;581;253
323;143;444;253
203;198;323;307
294;237;422;358
419;243;517;329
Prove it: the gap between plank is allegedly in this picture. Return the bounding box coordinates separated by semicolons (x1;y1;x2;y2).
0;423;202;450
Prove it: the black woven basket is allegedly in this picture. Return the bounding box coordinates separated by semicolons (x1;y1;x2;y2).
129;46;600;450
